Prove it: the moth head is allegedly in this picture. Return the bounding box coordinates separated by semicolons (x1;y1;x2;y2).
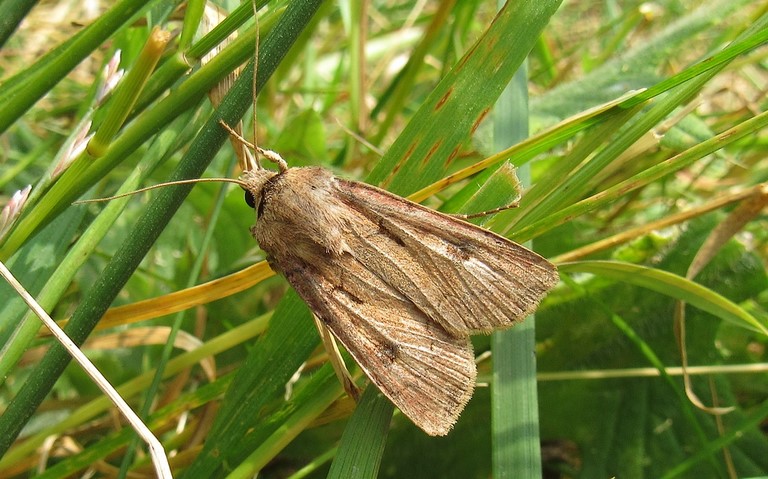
239;168;279;211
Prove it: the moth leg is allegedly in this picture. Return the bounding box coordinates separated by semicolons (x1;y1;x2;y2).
218;119;288;172
312;314;361;402
217;119;260;171
450;199;520;220
256;147;288;173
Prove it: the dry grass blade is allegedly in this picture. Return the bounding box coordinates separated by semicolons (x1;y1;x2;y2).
0;261;173;479
675;184;768;415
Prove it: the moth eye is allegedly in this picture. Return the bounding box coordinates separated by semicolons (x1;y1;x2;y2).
244;190;256;209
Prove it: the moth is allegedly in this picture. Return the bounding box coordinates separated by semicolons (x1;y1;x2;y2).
239;147;558;436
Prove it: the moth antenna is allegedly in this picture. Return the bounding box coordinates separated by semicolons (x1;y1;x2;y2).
216;5;290;176
252;0;260;155
73;177;248;205
336;118;384;157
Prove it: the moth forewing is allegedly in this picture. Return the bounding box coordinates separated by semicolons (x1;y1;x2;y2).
334;178;559;335
240;165;557;435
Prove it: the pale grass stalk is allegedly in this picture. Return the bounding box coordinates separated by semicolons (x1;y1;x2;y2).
0;261;173;479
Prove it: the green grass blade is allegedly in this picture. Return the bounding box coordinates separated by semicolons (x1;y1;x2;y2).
0;0;315;457
0;0;152;133
0;0;36;47
491;61;544;478
366;0;563;195
326;387;393;479
559;261;766;335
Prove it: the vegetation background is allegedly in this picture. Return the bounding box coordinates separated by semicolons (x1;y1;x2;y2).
0;0;766;478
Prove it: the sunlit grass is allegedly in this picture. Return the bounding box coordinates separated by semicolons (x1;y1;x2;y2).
0;1;766;478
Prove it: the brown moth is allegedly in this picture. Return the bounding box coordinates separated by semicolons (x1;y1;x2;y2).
240;149;558;436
